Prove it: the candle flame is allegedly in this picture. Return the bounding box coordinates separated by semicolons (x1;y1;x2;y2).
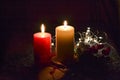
41;24;45;33
63;20;67;26
63;20;68;29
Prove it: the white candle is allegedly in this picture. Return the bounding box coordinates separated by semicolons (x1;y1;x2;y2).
55;20;74;64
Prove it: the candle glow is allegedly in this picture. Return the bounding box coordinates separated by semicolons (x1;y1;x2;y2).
63;20;67;29
64;20;67;26
41;24;45;33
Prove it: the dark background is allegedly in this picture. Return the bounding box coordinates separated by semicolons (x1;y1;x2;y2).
0;0;120;80
0;0;120;66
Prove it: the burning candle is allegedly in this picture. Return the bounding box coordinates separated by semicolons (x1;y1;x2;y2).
56;20;74;64
33;24;51;66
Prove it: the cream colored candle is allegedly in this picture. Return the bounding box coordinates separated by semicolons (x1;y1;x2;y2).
56;21;74;63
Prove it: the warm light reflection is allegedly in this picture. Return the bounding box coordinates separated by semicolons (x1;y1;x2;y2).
37;66;66;80
41;24;45;33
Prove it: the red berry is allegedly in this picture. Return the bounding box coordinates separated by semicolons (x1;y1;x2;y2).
90;45;98;53
102;47;111;55
91;45;95;48
96;44;104;49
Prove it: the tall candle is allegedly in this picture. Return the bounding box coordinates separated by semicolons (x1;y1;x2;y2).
56;21;74;64
33;24;51;66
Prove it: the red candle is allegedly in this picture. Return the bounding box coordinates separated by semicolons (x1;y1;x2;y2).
33;24;51;66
